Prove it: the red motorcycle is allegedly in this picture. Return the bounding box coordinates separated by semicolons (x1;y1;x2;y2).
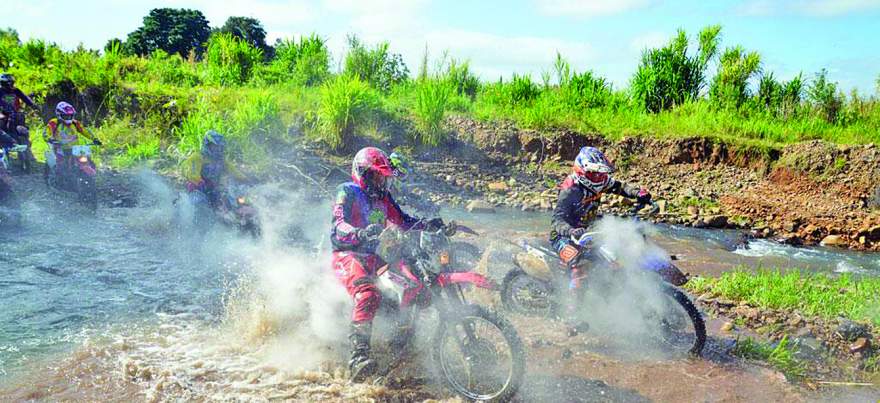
372;221;525;402
45;143;99;210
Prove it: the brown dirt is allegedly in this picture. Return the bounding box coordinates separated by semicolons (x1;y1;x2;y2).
441;117;880;251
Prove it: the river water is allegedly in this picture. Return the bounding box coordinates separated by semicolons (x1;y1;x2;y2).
1;172;878;400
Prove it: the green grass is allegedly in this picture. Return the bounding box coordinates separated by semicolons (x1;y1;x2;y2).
732;336;806;379
1;27;879;178
687;269;880;326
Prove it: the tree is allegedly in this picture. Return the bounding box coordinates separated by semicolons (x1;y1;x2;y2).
104;38;125;54
219;17;268;52
124;8;211;57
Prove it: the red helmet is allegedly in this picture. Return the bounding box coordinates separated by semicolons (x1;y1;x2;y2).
352;147;393;197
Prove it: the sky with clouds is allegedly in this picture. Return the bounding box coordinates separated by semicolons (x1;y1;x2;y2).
6;0;880;93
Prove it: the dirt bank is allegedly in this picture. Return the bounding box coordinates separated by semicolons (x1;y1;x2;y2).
406;117;880;252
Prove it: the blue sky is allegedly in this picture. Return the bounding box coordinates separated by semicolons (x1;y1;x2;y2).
6;0;880;93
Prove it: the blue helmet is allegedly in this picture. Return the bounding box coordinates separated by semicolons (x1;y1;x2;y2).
573;146;615;193
202;130;226;159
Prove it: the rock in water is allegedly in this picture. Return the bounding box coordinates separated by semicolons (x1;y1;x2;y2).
487;181;509;193
836;319;870;341
820;234;848;247
466;200;496;214
849;337;871;354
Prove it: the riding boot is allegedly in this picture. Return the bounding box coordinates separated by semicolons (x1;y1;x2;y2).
348;322;377;382
565;268;590;336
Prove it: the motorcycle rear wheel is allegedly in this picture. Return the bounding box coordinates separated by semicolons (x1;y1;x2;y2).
500;268;556;317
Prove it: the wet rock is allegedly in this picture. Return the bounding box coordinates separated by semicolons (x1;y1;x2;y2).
788;314;804;327
849;337;870;354
703;215;728;228
487;181;509;193
820;234;848;247
793;336;824;361
836;319;870;341
721;322;735;332
466;200;496;214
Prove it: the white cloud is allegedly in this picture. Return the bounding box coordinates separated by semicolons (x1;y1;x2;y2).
629;31;669;53
422;29;595;80
162;0;316;26
801;0;880;16
737;0;880;17
534;0;653;18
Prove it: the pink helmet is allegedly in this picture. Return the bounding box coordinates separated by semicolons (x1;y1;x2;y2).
352;147;393;197
55;102;76;124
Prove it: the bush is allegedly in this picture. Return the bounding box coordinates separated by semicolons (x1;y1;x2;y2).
317;74;378;149
443;59;480;98
631;25;720;112
413;79;453;145
711;46;762;109
265;34;330;85
807;69;843;123
204;33;263;86
563;70;612;109
343;35;409;92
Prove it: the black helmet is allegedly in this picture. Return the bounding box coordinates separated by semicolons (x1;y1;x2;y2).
0;73;13;88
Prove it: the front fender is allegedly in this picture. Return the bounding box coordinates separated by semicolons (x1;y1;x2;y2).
437;271;496;290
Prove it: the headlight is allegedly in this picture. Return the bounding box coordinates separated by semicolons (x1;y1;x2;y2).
439;250;450;265
237;197;246;205
78;156;88;163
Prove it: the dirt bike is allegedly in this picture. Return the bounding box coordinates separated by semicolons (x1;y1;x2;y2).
0;111;34;173
372;220;525;402
0;144;25;225
45;143;99;211
500;201;706;356
186;180;261;237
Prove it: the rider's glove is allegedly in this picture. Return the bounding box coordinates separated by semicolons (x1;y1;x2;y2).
569;227;588;239
356;224;383;242
427;217;444;229
92;139;103;146
636;188;652;205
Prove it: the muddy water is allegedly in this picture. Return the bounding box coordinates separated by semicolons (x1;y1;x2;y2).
444;207;880;277
1;173;879;401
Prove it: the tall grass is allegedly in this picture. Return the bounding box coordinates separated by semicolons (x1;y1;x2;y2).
317;74;378;149
413;79;453;145
204;33;263;85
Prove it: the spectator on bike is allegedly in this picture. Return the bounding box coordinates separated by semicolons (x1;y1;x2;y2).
44;102;102;168
1;73;38;160
550;146;650;329
0;73;37;131
388;151;440;215
330;146;440;382
181;130;246;208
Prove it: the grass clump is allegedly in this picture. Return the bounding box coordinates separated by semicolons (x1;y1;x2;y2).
317;75;378;149
687;269;880;326
412;79;453;146
732;336;806;379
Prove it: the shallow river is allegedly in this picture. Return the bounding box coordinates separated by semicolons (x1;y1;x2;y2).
1;173;878;400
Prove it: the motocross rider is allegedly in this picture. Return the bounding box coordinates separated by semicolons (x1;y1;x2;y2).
550;146;651;329
0;73;37;130
331;147;440;382
0;73;38;162
44;102;102;173
182;130;246;209
388;151;439;215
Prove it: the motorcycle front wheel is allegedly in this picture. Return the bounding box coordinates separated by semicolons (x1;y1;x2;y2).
432;304;525;402
639;285;706;357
